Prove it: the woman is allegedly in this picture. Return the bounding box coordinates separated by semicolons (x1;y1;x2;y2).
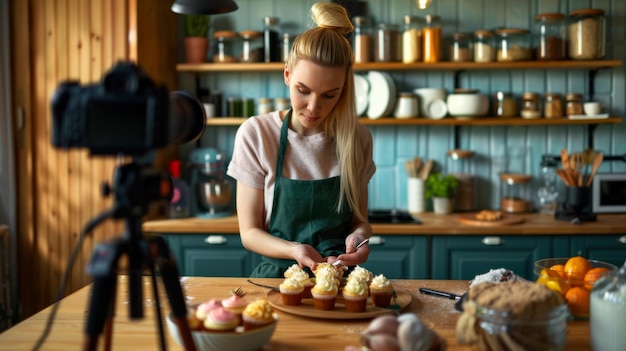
227;2;376;278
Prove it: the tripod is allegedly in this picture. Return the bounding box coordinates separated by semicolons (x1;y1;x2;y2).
82;161;196;351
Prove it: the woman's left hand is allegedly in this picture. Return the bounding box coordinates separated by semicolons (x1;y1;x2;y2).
332;232;370;266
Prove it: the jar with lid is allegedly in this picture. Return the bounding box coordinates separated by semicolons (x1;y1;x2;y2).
240;30;262;63
274;97;290;111
450;32;472;62
544;93;563;119
534;13;566;60
281;33;292;62
495;29;532;61
375;23;401;62
591;260;626;351
500;173;532;213
353;16;372;63
257;97;274;115
423;15;441;63
447;149;476;212
263;16;281;62
493;91;517;117
568;8;605;60
473;30;496;62
537;154;559;215
565;93;584;116
402;15;422;63
213;30;238;63
521;92;542;119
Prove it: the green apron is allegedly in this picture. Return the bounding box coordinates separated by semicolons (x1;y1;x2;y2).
250;110;352;278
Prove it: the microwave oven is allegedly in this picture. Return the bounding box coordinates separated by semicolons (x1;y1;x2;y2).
592;173;626;213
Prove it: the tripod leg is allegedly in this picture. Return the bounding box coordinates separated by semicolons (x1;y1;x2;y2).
103;275;118;351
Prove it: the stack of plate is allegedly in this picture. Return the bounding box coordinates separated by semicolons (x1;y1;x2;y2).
355;74;370;116
366;71;397;119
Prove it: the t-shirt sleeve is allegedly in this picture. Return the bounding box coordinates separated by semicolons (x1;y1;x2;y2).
226;118;268;190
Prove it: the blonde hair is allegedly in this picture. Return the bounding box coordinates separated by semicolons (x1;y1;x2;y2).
286;2;366;221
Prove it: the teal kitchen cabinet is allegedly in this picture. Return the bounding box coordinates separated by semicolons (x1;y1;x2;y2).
570;235;626;268
360;235;429;279
162;234;261;277
431;235;553;281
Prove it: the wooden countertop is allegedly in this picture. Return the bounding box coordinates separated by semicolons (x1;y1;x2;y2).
0;276;593;350
142;213;626;236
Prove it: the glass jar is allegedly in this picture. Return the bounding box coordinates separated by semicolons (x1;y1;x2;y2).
213;30;237;63
240;30;262;63
281;33;292;62
375;23;401;62
534;13;566;60
544;93;563;119
353;16;372;63
274;97;290;111
257;97;273;115
565;93;584;116
537;154;559;215
473;29;496;62
423;15;442;63
450;32;472;62
402;15;423;63
500;173;532;213
495;28;532;61
493;91;517;117
263;16;281;62
521;92;542;119
568;8;606;60
447;149;476;212
591;260;626;351
227;97;242;117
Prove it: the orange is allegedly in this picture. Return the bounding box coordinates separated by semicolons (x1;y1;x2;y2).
564;256;592;285
537;268;570;296
565;286;590;317
549;264;566;278
584;267;610;290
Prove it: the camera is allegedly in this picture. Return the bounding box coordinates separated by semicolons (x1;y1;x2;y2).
51;61;206;155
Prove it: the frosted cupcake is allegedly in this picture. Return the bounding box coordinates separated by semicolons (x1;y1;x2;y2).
195;298;223;321
203;306;238;332
242;298;275;330
279;276;304;305
311;275;338;310
369;274;394;307
342;277;368;312
222;294;248;325
348;265;373;285
284;263;305;278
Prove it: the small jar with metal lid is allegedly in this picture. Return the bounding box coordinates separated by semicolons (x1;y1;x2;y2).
423;15;442;63
274;97;290;111
495;29;532;61
353;16;372;63
568;8;606;60
473;30;496;62
402;15;423;63
375;23;401;62
239;30;262;63
213;30;238;63
565;93;584;116
450;32;472;62
521;92;542;119
544;93;563;119
493;91;517;117
257;97;273;115
534;13;566;60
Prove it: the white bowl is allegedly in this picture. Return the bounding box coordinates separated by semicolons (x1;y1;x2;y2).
413;88;447;118
446;93;489;117
167;312;278;351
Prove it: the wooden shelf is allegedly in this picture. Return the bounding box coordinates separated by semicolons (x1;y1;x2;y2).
178;60;622;73
206;116;623;127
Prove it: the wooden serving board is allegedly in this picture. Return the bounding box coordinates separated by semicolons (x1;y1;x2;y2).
266;290;412;320
457;214;524;226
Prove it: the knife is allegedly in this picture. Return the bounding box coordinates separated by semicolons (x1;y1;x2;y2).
247;279;279;292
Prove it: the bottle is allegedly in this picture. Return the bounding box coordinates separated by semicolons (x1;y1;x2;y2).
168;160;190;218
423;15;441;62
263;17;281;62
402;15;422;63
353;16;372;63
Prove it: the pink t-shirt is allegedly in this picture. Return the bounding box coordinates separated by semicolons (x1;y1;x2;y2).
227;111;376;228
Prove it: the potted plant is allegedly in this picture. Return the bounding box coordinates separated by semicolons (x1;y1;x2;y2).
183;14;210;63
425;173;459;214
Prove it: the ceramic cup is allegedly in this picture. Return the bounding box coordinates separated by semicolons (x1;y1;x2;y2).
583;102;603;116
408;177;426;213
413;88;447;118
203;103;215;118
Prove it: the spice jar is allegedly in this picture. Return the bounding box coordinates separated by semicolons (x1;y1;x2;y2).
500;173;532;213
353;16;372;63
591;260;626;351
521;92;542;119
565;93;584;116
495;29;532;61
402;15;423;63
493;91;517;117
213;30;238;63
423;15;442;63
257;97;273;115
544;93;563;119
263;17;281;62
375;23;401;62
473;30;496;62
534;13;566;60
240;30;262;63
568;8;606;60
274;97;290;111
450;32;472;62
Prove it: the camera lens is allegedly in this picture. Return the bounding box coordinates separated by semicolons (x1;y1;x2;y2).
169;91;206;145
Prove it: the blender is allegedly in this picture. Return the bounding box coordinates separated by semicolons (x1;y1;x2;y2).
188;147;233;218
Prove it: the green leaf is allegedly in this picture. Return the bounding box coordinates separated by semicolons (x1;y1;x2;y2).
425;173;459;199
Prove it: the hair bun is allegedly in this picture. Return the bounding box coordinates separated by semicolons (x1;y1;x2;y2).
310;2;354;35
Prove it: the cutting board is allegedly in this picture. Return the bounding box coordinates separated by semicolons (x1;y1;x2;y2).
457;213;524;226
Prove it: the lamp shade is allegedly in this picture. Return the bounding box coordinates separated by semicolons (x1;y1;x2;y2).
171;0;238;15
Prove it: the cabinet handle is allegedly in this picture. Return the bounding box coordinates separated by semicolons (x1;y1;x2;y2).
368;236;385;245
481;236;503;246
619;236;626;245
204;235;227;245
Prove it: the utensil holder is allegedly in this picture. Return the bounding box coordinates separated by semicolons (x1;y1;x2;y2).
564;186;590;212
408;177;425;213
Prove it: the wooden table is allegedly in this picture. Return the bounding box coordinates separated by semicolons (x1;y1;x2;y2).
0;277;592;350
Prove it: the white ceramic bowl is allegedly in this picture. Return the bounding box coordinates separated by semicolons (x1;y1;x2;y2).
446;93;489;117
167;312;279;351
413;88;447;118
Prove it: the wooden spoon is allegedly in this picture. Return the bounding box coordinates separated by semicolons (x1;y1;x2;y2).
560;149;575;186
420;159;433;180
585;152;604;187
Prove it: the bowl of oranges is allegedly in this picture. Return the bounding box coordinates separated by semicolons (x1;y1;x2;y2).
535;257;617;319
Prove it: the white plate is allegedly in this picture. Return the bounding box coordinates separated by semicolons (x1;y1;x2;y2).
568;114;609;120
381;72;397;117
354;74;369;117
367;71;392;119
427;98;448;119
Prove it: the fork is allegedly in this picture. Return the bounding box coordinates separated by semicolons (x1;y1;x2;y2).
232;287;246;297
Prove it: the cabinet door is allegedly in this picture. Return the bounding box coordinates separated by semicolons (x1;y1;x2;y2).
360;235;429;279
570;235;626;268
177;234;257;277
431;235;553;280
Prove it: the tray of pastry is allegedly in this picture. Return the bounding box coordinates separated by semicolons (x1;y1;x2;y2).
457;210;524;226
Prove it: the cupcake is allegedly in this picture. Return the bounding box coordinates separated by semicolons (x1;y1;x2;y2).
284;263;305;278
369;274;394;307
342;277;368;312
311;274;339;311
195;298;223;321
222;294;248;325
203;306;239;332
242;298;275;331
348;265;373;285
279;276;305;305
314;263;343;287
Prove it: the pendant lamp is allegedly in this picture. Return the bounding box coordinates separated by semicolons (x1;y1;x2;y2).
171;0;238;15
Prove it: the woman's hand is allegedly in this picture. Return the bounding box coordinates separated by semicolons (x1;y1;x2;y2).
291;243;326;272
334;231;371;267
